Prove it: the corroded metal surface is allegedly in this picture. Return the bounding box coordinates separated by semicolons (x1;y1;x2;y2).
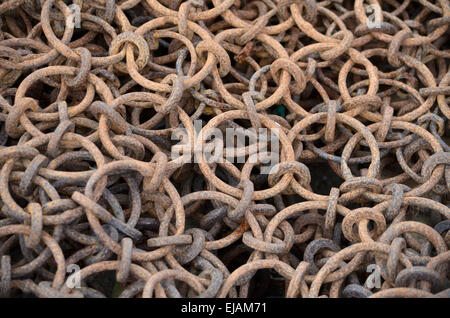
0;0;449;298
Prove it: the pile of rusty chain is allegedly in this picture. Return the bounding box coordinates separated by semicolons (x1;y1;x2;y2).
0;0;449;298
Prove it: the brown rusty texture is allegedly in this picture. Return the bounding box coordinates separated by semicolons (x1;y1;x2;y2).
0;0;449;298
